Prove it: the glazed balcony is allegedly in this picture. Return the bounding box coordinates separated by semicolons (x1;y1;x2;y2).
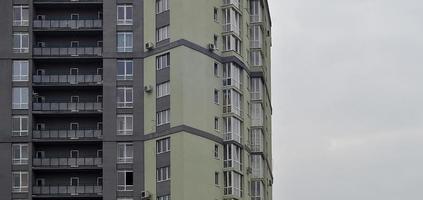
34;0;102;3
32;102;102;113
33;74;103;86
33;129;102;140
33;47;102;57
223;132;241;144
32;185;102;197
33;20;102;30
223;0;240;9
33;157;102;168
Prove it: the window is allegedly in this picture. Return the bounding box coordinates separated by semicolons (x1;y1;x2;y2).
156;25;169;42
251;78;263;100
250;50;263;66
13;5;29;26
214;62;219;77
157;195;171;200
223;35;241;53
156;138;170;154
214;144;219;158
117;4;133;25
156;0;169;14
13;60;29;81
214;7;219;22
251;180;264;199
215;172;219;185
156;53;170;70
156;166;170;182
12;144;28;165
117;170;133;191
12;116;28;136
214;117;219;131
223;117;242;143
251;103;263;126
214;89;219;104
223;63;242;88
117;115;133;135
117;32;133;52
224;171;242;196
250;0;262;22
117;143;133;163
223;89;242;116
13;32;29;53
251;155;264;178
117;60;133;80
12;171;28;192
250;25;263;48
12;88;28;109
117;87;133;108
157;82;170;98
224;143;242;170
156;110;170;126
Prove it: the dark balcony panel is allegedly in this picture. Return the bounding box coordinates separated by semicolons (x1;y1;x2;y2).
32;185;102;196
33;47;102;57
33;157;102;168
33;75;103;86
34;0;103;3
33;20;103;30
33;130;102;140
33;103;102;112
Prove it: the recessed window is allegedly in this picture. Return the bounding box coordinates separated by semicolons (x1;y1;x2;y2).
156;109;170;126
117;87;133;108
13;5;29;26
156;0;169;14
214;89;219;104
12;171;28;193
157;81;170;98
214;144;219;158
214;7;219;22
13;32;29;53
214;62;219;77
12;144;28;165
12;116;28;137
156;166;170;182
117;170;133;191
117;143;133;163
156;138;170;154
12;88;28;109
117;32;133;52
12;60;29;81
117;60;133;80
156;53;170;70
117;114;133;135
215;172;219;185
117;4;133;25
214;117;219;131
156;25;169;42
157;195;171;200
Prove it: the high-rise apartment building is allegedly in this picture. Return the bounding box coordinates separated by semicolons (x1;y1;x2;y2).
0;0;272;199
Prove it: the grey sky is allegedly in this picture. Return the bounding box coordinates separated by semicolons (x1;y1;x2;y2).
270;0;423;199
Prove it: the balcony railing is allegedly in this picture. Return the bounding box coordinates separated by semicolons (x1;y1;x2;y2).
33;20;102;29
33;157;102;167
33;102;102;112
223;24;240;35
251;92;263;101
250;40;262;49
250;15;262;23
33;129;102;140
223;105;242;117
33;185;102;196
251;144;263;152
224;159;242;172
34;0;103;3
224;132;241;144
33;75;103;85
33;47;102;57
224;187;242;198
223;0;240;8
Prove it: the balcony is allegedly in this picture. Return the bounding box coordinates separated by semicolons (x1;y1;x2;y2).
223;0;240;9
224;159;242;172
33;20;102;30
34;0;103;3
32;185;102;196
250;15;262;23
224;132;241;144
33;129;102;140
33;157;102;168
223;23;240;35
33;75;103;86
250;40;263;49
251;144;263;153
33;47;102;57
33;102;102;113
251;91;263;101
224;187;242;199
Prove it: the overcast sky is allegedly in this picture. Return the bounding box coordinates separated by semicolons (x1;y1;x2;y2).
270;0;423;199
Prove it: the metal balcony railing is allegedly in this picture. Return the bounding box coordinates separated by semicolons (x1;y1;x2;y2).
33;75;103;85
33;47;102;57
251;92;263;101
224;159;242;172
32;185;102;196
250;15;262;23
33;129;102;139
222;24;240;35
33;20;102;29
223;0;240;8
223;105;243;117
250;40;262;49
33;157;102;167
34;0;102;3
251;144;263;153
223;132;241;144
32;102;102;112
224;187;242;198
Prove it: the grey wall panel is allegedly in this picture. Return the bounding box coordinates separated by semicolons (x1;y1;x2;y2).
156;67;170;84
156;11;170;28
156;96;170;112
156;180;170;196
0;144;12;200
156;152;170;168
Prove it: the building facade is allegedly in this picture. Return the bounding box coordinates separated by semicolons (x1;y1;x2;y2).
0;0;272;200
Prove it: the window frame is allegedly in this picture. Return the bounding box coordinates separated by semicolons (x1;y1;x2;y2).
12;144;28;165
116;87;133;108
116;114;133;135
156;0;169;14
117;4;133;25
13;32;29;53
156;81;170;98
156;109;170;126
117;143;134;163
156;25;170;42
12;115;29;136
156;138;170;154
117;60;134;80
12;88;29;109
12;60;29;81
117;170;134;191
156;166;170;182
117;32;133;52
13;5;29;26
156;53;170;70
12;171;28;193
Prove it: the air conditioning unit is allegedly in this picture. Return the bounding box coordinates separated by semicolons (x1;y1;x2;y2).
208;43;216;51
247;167;253;174
144;85;153;93
141;191;151;199
145;42;155;50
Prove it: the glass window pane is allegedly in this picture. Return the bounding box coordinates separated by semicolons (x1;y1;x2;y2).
117;7;124;19
126;7;133;20
126;172;133;184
